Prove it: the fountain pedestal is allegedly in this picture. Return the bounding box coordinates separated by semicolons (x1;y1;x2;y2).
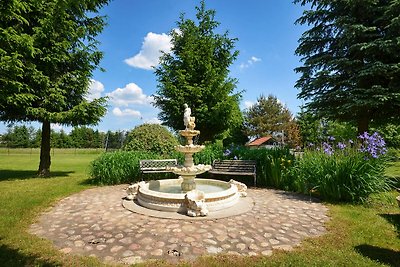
169;128;211;192
181;175;196;192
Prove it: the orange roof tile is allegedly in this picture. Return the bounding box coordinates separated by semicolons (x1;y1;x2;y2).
247;136;272;146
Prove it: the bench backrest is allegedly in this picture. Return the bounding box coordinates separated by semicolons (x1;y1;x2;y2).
139;159;177;171
212;160;256;173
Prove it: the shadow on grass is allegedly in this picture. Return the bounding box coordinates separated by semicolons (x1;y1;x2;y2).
355;244;400;267
0;243;58;267
0;170;74;181
380;213;400;238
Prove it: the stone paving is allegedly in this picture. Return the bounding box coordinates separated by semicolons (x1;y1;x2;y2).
29;185;329;265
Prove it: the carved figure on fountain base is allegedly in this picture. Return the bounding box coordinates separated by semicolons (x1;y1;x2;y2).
126;182;145;200
185;190;208;217
229;179;248;197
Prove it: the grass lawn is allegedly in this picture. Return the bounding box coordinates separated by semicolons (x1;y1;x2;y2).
0;149;399;266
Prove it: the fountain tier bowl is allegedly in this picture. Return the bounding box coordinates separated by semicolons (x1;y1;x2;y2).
136;178;240;213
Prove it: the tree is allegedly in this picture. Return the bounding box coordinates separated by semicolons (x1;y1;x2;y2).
296;107;322;145
3;125;32;148
373;123;400;148
51;129;71;148
244;95;293;139
153;0;242;143
297;107;357;145
286;120;302;148
294;0;400;134
0;0;109;176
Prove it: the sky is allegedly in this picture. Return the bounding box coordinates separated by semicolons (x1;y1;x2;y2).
0;0;310;134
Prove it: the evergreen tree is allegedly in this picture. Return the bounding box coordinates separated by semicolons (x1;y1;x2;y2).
294;0;400;134
297;107;357;145
0;0;109;176
244;95;293;139
4;125;30;148
153;0;242;142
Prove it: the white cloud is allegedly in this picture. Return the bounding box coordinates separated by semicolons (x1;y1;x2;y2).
112;107;141;117
107;83;153;107
250;56;261;63
244;100;255;109
239;56;262;69
51;123;63;132
124;32;172;70
86;79;105;101
144;118;162;124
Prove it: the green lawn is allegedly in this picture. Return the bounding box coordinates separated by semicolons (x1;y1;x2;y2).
0;149;399;266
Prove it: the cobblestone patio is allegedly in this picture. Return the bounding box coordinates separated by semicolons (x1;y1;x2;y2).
30;185;329;265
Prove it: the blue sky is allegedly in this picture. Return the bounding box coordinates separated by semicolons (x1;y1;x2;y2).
1;0;309;134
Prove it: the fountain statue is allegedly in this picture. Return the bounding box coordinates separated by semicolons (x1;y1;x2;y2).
126;104;247;217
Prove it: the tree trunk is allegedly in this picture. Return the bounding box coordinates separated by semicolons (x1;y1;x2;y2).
38;121;51;177
357;116;369;136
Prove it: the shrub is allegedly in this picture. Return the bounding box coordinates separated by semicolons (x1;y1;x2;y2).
193;142;224;165
88;151;160;185
289;132;391;202
124;124;179;157
224;145;295;188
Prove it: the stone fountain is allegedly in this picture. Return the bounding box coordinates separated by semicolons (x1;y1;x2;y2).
126;104;247;217
168;103;212;192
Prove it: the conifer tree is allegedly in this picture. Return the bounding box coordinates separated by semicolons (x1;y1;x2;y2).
153;0;242;142
294;0;400;134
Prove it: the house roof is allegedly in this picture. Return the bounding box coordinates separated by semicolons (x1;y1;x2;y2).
247;136;273;146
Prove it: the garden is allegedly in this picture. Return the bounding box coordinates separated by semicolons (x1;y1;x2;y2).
1;0;400;265
0;125;399;266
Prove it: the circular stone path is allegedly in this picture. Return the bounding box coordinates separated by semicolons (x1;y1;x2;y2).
29;185;329;265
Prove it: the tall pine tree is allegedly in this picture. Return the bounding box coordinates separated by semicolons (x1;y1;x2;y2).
294;0;400;134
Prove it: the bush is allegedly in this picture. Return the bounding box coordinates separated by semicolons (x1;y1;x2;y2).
224;146;295;188
289;133;391;202
193;142;224;165
88;151;160;185
124;124;179;157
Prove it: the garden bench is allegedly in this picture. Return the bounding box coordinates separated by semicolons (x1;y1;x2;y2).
209;159;257;186
139;159;178;180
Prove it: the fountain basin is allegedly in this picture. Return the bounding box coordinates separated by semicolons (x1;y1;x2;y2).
136;178;240;213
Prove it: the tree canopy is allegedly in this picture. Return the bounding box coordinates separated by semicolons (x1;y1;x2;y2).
0;0;109;175
244;95;293;138
294;0;400;134
153;0;242;143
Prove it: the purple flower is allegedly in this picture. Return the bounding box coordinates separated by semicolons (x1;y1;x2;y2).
337;142;346;150
323;142;334;156
234;155;238;160
358;132;387;159
328;136;335;141
223;149;231;157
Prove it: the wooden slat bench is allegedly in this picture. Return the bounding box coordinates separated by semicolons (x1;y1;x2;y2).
139;159;178;180
209;159;257;186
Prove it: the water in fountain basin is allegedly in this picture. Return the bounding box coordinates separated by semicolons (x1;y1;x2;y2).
151;182;229;194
